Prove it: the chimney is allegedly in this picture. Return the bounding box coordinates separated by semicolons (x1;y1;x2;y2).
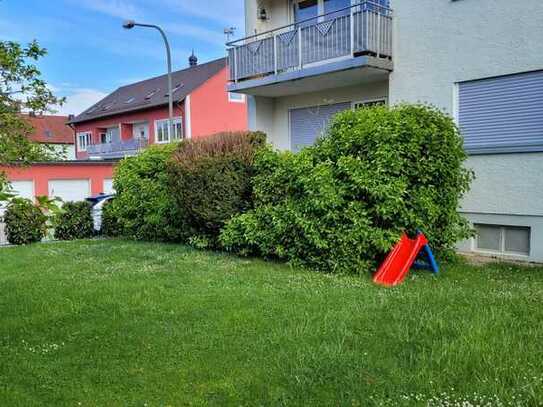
189;50;198;67
68;114;75;121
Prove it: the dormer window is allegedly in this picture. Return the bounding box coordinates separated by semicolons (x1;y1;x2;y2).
165;84;184;97
86;106;98;115
101;102;115;111
145;89;160;100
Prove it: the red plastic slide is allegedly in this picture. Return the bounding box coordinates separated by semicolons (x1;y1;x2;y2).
373;233;429;287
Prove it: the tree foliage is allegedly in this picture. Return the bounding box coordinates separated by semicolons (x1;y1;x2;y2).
221;104;473;274
1;40;65;164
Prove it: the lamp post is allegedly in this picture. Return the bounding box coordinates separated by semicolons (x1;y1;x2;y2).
123;20;174;141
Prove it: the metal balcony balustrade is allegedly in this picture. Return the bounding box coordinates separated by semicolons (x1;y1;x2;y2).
86;138;148;158
227;1;392;83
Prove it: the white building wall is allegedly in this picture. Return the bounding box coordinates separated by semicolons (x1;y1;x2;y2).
390;0;543;262
47;144;76;160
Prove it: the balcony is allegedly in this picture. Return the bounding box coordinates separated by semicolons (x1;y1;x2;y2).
87;138;148;160
227;1;393;97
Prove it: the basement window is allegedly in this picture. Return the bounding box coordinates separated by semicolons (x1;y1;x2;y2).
475;224;530;256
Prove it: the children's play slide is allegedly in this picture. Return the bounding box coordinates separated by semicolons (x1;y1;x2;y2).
373;232;439;287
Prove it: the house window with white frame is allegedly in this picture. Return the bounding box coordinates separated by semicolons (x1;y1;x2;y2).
155;117;183;143
353;98;387;109
228;92;245;103
77;132;92;151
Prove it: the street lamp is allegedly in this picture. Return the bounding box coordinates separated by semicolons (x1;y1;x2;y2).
123;20;174;142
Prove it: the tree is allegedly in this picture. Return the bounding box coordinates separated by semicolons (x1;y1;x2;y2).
1;40;66;163
1;39;66;195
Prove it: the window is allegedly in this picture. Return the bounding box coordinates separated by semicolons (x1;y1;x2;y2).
155;118;183;143
353;99;387;109
458;70;543;154
294;0;318;25
145;89;160;100
100;132;109;144
44;130;53;138
125;97;135;104
166;84;184;97
290;102;351;152
77;132;92;151
475;224;531;256
323;0;351;19
228;92;245;103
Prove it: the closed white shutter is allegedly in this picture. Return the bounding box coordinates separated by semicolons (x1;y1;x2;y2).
48;179;90;203
289;102;351;152
103;179;115;195
10;180;35;200
459;70;543;154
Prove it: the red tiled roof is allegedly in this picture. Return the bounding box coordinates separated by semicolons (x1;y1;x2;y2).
22;114;75;144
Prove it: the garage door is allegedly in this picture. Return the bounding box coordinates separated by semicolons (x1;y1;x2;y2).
290;102;351;152
48;179;91;203
10;180;35;200
103;178;115;195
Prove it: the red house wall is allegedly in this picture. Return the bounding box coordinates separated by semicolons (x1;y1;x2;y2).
190;66;248;138
1;162;115;198
74;104;184;159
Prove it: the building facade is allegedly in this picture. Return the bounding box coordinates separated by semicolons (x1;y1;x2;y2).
229;0;543;262
23;114;76;160
69;57;247;160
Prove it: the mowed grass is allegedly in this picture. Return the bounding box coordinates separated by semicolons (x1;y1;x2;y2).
0;240;542;406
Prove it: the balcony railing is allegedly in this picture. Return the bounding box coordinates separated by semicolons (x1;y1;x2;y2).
227;1;392;83
87;138;148;158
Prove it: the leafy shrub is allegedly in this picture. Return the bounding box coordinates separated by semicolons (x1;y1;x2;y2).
4;198;47;245
167;131;266;248
221;104;473;274
107;144;183;241
101;199;122;237
53;201;93;240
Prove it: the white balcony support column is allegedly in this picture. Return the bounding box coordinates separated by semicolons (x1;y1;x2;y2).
233;47;238;83
298;27;303;70
350;7;355;56
377;11;381;57
273;34;278;75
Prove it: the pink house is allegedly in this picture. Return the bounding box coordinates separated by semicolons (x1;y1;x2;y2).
69;57;247;160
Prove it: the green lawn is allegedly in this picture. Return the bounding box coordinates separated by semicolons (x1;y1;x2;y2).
1;240;542;406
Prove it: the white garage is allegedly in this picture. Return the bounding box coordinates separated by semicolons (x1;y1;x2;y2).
48;179;91;203
9;180;35;200
103;178;115;195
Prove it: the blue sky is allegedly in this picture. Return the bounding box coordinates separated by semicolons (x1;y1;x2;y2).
0;0;244;115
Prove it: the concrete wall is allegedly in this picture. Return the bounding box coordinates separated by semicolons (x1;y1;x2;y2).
1;162;115;199
256;81;388;150
190;67;248;138
47;144;76;160
245;0;290;36
389;0;543;110
390;0;543;262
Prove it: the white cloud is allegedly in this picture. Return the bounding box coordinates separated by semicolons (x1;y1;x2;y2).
54;88;108;116
77;0;142;20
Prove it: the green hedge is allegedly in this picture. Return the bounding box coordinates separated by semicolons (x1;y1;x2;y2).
101;199;122;237
54;201;94;241
4;198;47;245
106;144;184;242
220;104;473;274
167;131;266;248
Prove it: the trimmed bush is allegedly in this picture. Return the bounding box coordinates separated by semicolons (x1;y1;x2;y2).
4;198;47;245
167;131;266;248
107;144;183;242
101;199;122;237
54;201;94;240
220;104;473;274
